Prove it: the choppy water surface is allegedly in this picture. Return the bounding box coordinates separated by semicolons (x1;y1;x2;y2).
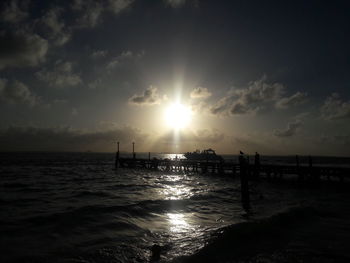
0;152;349;262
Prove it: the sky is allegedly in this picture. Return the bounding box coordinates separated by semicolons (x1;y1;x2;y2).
0;0;350;156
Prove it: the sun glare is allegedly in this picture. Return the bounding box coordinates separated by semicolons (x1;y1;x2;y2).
164;103;192;130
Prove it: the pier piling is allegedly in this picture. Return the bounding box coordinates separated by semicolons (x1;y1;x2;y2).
132;142;136;159
239;154;250;209
115;141;120;169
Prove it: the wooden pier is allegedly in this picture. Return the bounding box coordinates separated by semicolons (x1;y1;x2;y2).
116;156;349;183
114;142;348;209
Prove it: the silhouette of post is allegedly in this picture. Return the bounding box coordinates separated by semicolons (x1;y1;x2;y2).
148;152;151;161
132;142;136;159
115;141;120;169
239;153;250;209
296;154;300;167
254;152;260;178
308;155;315;181
308;155;313;168
296;155;303;182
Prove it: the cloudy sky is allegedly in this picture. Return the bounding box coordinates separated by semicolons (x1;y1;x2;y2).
0;0;350;156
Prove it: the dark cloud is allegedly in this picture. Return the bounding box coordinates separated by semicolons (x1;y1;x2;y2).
0;125;148;151
36;60;82;88
210;76;307;116
164;0;189;8
108;0;134;14
72;0;104;28
91;50;108;59
129;86;161;106
0;78;38;106
87;78;103;89
190;87;212;99
274;119;302;137
39;7;71;46
0;31;48;70
71;0;134;28
0;0;29;23
321;93;350;120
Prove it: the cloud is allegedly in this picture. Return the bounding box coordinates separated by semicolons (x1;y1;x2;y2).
193;129;224;143
159;129;225;145
53;99;68;104
0;125;148;152
164;0;188;8
88;78;103;89
72;0;104;28
210;76;284;116
0;0;29;23
129;86;161;106
320;134;350;146
91;50;108;59
0;78;38;106
71;108;78;116
276;91;308;109
274;119;302;137
321;93;350;120
0;31;48;70
190;87;212;99
36;60;82;88
210;76;307;116
72;0;134;28
39;7;71;46
108;0;134;14
190;100;209;114
106;50;144;70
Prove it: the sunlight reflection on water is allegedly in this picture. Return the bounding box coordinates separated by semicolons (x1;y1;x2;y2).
157;174;196;235
167;213;189;233
158;175;194;200
162;184;193;200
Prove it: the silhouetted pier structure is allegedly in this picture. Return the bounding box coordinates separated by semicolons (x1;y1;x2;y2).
114;143;349;182
116;156;349;183
115;143;349;210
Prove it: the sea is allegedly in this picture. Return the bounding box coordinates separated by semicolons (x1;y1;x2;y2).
1;152;350;263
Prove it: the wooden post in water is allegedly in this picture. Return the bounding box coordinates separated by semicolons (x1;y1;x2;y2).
132;142;136;159
309;155;316;181
254;152;260;179
239;154;250;209
115;141;120;169
296;155;303;182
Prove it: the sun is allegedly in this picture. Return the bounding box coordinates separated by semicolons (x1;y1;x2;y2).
164;103;192;130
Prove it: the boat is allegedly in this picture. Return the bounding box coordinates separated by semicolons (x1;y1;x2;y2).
184;148;224;161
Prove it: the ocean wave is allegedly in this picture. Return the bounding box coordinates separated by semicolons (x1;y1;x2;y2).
19;196;217;228
172;206;319;262
72;190;116;198
1;182;29;188
109;183;156;189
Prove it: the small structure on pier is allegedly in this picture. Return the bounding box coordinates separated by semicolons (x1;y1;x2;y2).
184;148;223;161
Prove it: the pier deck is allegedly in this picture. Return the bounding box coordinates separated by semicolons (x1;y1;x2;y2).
117;157;349;182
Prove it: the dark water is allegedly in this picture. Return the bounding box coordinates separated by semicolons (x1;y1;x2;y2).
0;152;349;262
